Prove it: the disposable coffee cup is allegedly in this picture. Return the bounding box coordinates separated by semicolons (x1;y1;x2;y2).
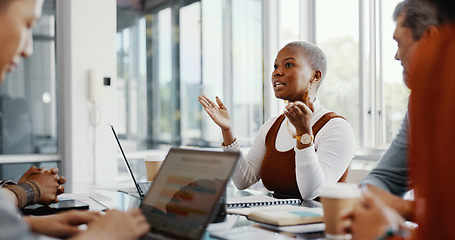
144;155;164;181
319;183;361;240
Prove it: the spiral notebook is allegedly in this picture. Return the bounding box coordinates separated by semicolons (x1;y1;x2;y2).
226;195;323;226
227;195;301;209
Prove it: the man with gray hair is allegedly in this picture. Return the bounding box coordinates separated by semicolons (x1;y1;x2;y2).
360;0;439;220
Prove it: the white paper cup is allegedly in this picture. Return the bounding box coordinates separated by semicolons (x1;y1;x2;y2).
144;155;164;181
319;183;361;240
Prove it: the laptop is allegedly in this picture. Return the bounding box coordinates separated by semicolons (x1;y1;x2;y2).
140;148;241;240
110;124;152;199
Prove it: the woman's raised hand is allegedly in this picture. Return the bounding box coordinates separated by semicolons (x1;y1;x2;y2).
284;100;313;136
198;95;231;131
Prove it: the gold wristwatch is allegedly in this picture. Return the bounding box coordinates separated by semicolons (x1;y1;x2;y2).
295;133;313;144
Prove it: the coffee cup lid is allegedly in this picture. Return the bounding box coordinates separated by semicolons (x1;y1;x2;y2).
318;183;361;199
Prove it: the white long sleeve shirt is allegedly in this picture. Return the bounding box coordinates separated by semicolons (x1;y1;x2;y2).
228;99;356;199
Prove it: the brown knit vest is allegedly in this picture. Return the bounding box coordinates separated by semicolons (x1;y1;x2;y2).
260;112;349;198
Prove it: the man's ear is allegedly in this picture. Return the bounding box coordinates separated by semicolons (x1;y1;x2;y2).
423;25;439;39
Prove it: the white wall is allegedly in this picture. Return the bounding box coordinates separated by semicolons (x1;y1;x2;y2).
58;0;118;192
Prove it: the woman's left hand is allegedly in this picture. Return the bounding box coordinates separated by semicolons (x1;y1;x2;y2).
284;100;313;136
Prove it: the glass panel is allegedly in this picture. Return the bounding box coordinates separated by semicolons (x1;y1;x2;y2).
118;0;264;149
157;8;173;143
136;7;174;149
315;0;360;146
180;2;202;144
0;162;58;182
279;0;300;47
34;15;55;37
0;3;58;154
231;0;263;144
381;0;409;143
116;28;130;135
116;17;147;141
201;0;223;145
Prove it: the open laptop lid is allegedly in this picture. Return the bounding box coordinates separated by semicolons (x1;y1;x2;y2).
110;124;146;199
140;148;240;240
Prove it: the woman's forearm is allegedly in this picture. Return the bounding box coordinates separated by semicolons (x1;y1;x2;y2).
221;128;235;146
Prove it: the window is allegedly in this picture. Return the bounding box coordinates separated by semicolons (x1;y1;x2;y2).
116;0;408;157
279;0;301;46
381;0;409;144
0;0;59;180
117;0;263;151
230;0;264;144
315;0;360;146
316;0;408;150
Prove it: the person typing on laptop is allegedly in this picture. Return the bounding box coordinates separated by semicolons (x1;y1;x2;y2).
0;0;150;239
2;188;150;240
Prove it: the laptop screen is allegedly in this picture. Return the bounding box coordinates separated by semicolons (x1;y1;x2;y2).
140;148;240;240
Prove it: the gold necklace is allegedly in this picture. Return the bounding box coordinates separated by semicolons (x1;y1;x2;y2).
284;100;297;138
286;117;297;138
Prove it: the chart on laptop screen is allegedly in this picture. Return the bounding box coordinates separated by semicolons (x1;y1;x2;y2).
143;151;231;213
140;149;239;240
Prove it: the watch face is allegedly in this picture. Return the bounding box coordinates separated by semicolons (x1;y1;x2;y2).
301;134;312;144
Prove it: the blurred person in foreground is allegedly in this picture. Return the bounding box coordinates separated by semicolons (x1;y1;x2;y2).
0;0;150;239
341;0;455;239
359;0;440;221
